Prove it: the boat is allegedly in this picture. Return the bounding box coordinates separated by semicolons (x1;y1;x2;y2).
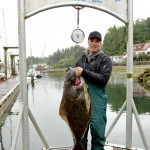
27;68;37;84
36;70;43;78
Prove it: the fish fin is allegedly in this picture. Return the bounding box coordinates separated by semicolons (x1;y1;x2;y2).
59;98;74;136
59;98;67;119
73;144;85;150
82;79;91;112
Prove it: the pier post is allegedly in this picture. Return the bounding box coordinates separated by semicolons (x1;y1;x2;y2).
4;47;8;79
126;0;133;148
18;0;30;149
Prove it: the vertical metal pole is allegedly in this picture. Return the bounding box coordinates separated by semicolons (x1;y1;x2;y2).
18;0;30;149
4;47;7;79
11;103;24;150
126;0;133;149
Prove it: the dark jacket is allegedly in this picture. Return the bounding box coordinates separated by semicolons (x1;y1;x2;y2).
76;50;112;88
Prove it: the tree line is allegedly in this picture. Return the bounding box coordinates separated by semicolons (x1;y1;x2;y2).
103;17;150;56
26;17;150;68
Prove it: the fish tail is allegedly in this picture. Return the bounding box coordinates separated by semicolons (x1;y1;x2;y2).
73;144;85;150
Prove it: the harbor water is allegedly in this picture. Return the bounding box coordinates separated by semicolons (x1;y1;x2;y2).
0;72;150;150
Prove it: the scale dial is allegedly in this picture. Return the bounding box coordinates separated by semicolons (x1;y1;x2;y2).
71;28;85;43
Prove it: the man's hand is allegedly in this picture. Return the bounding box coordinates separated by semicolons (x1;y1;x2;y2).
75;67;83;77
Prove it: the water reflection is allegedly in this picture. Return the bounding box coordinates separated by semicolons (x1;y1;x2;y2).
107;84;126;112
1;73;150;149
48;72;65;90
107;74;150;114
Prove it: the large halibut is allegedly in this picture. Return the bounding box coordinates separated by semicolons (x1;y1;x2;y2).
59;67;91;150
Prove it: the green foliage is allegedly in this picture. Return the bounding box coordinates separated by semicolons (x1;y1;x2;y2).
26;56;47;68
54;56;75;68
47;45;84;68
137;53;150;61
103;17;150;56
134;18;150;44
137;68;150;90
103;25;127;56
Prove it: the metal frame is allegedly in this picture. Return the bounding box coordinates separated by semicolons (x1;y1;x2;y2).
25;2;127;23
18;0;29;149
13;0;149;150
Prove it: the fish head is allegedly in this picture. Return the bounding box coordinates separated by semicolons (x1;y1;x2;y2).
65;67;81;86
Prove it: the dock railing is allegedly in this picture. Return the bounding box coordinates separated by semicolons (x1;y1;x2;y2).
0;83;20;119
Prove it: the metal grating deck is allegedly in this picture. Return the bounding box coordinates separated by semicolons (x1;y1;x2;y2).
43;143;144;150
43;145;126;150
49;145;91;150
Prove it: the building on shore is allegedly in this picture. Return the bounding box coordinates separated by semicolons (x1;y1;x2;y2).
0;46;19;79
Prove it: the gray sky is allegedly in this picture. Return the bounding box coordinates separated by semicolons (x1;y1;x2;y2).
0;0;150;57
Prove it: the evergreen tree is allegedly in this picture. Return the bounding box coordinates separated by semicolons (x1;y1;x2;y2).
103;25;126;56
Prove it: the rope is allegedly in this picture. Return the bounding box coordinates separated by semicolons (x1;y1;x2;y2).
77;8;80;28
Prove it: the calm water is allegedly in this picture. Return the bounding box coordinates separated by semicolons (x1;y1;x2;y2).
1;73;150;150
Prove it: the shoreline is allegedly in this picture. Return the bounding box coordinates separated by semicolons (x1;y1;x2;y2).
47;65;148;76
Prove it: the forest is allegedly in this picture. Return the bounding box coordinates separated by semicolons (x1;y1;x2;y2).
26;17;150;68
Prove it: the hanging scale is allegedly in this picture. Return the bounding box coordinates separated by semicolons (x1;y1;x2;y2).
71;6;85;44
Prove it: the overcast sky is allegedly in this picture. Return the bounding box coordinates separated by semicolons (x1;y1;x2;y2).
0;0;150;58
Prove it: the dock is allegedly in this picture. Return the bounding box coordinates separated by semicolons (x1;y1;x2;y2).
0;76;20;119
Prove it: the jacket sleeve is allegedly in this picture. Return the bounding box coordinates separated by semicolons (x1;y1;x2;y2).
81;55;112;87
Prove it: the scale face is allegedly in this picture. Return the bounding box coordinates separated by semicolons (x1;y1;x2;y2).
71;28;85;43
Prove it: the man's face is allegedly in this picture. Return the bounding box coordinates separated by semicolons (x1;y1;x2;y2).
88;38;101;53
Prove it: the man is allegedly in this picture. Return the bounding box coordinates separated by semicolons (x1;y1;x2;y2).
75;31;112;150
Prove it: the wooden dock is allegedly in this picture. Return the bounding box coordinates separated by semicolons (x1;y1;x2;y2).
0;76;20;119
